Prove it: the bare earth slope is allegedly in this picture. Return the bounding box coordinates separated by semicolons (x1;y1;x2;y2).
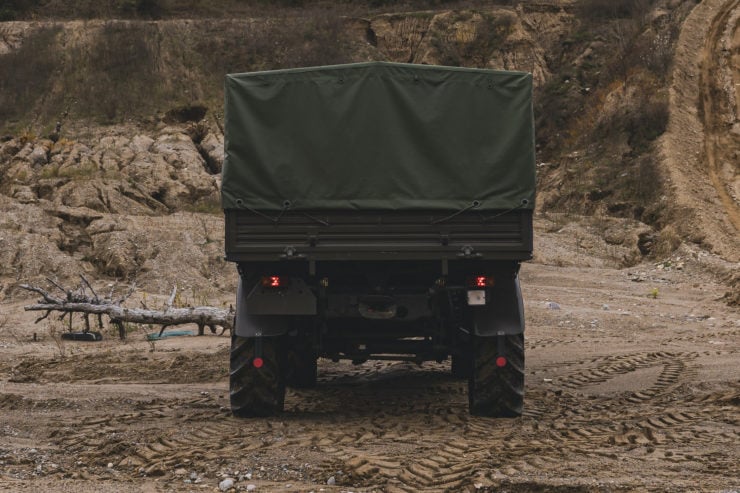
661;0;740;261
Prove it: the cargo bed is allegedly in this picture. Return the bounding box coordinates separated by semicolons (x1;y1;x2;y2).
225;209;533;262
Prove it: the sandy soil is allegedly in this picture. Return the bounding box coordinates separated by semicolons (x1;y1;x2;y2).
1;219;737;493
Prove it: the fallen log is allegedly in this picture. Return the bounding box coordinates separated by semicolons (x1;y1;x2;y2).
21;276;234;340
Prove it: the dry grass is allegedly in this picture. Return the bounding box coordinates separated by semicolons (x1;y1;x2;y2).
653;225;682;258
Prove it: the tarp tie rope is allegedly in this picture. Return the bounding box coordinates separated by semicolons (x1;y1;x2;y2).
301;212;330;227
243;205;281;223
240;201;330;226
479;198;530;222
239;200;292;224
274;200;292;223
431;200;481;225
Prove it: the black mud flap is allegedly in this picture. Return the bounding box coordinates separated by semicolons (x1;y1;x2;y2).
235;278;292;338
243;277;316;315
472;275;524;337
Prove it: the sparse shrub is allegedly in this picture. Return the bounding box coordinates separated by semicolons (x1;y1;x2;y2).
11;169;30;183
53;137;75;150
38;165;60;179
38;162;100;180
654;225;681;257
723;272;740;306
625;94;669;151
431;11;515;67
185;195;222;215
19;128;38;145
47;322;67;360
165;104;208;124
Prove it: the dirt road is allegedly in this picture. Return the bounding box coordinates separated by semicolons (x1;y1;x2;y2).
1;226;737;492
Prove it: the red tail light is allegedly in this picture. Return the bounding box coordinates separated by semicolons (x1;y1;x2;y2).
468;276;495;288
261;276;290;288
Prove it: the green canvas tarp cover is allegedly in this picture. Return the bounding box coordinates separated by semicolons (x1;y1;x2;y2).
222;62;535;212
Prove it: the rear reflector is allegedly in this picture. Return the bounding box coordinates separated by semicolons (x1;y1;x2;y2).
253;357;264;368
468;276;495;288
261;276;289;288
495;356;507;368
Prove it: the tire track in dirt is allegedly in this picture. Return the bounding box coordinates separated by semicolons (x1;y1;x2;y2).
322;350;710;490
664;326;739;344
25;338;735;491
527;336;580;349
546;351;693;394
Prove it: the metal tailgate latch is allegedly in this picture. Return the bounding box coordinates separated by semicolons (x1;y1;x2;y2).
457;245;482;258
280;246;305;259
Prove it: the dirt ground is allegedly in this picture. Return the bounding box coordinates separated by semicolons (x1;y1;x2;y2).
0;219;738;493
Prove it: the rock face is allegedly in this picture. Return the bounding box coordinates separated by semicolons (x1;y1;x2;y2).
0;124;232;299
368;6;573;87
0;126;221;214
0;6;574;299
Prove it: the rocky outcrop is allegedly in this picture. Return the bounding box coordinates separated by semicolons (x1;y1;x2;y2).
0;124;232;298
0;125;222;214
368;7;573;87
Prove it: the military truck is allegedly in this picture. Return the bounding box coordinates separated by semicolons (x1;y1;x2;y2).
222;62;535;417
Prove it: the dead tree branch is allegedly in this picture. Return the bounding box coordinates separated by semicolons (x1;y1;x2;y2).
20;280;234;340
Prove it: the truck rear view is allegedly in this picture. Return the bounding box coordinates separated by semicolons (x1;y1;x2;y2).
222;62;535;417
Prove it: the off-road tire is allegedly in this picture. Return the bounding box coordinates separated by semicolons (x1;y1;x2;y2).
285;344;318;389
230;335;285;417
468;333;524;417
